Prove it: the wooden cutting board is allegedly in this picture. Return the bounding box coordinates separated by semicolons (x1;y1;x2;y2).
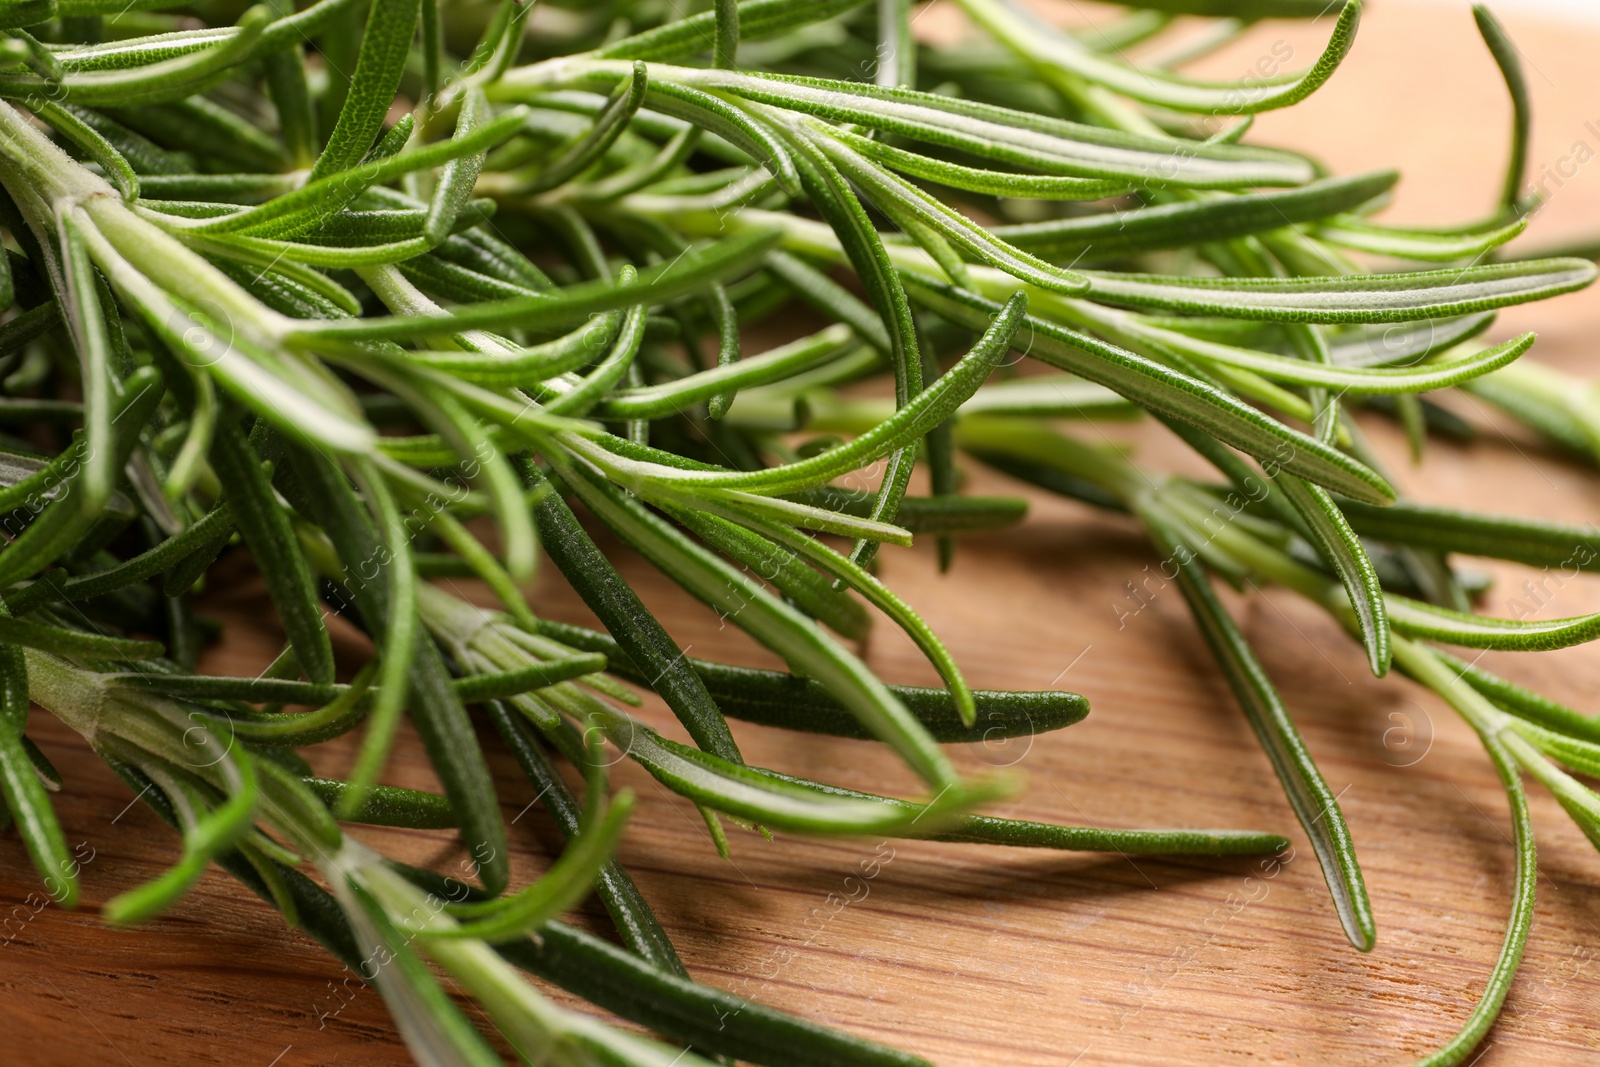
4;2;1600;1064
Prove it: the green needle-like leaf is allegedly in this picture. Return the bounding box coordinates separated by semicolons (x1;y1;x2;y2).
1474;2;1532;214
307;0;421;180
2;6;271;106
568;292;1025;497
1434;652;1600;744
503;919;933;1067
424;89;494;243
955;0;1360;115
1389;639;1537;1067
290;227;782;343
32;102;140;200
549;455;962;789
57;212;118;514
588;703;999;833
911;280;1397;504
521;62;649;195
280;443;509;893
581;63;1318;188
1082;258;1596;323
1142;510;1376;951
1273;475;1390;676
210;420;336;684
338;878;504;1067
600;323;854;420
526;467;744;763
0;616;161;660
1317;214;1527;262
693;505;977;723
993;171;1397;259
750;768;1288;855
598;0;868;62
0;641;77;907
438;790;634;941
1336;496;1600;573
485;703;690;975
1386;595;1600;652
665;504;872;639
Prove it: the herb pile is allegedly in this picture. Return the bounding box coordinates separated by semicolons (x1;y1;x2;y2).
0;0;1595;1062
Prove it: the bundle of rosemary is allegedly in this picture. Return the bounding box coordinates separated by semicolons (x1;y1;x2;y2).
0;0;1595;1061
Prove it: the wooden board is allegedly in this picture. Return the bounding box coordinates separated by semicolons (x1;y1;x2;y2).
5;2;1600;1064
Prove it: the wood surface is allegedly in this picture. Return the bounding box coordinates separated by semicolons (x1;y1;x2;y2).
5;2;1600;1064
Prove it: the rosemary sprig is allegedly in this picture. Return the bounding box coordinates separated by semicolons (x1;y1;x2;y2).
0;0;1593;1063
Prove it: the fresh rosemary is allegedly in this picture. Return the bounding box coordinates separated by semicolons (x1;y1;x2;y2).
0;0;1593;1063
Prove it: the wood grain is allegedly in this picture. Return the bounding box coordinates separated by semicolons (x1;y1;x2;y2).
5;2;1600;1064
